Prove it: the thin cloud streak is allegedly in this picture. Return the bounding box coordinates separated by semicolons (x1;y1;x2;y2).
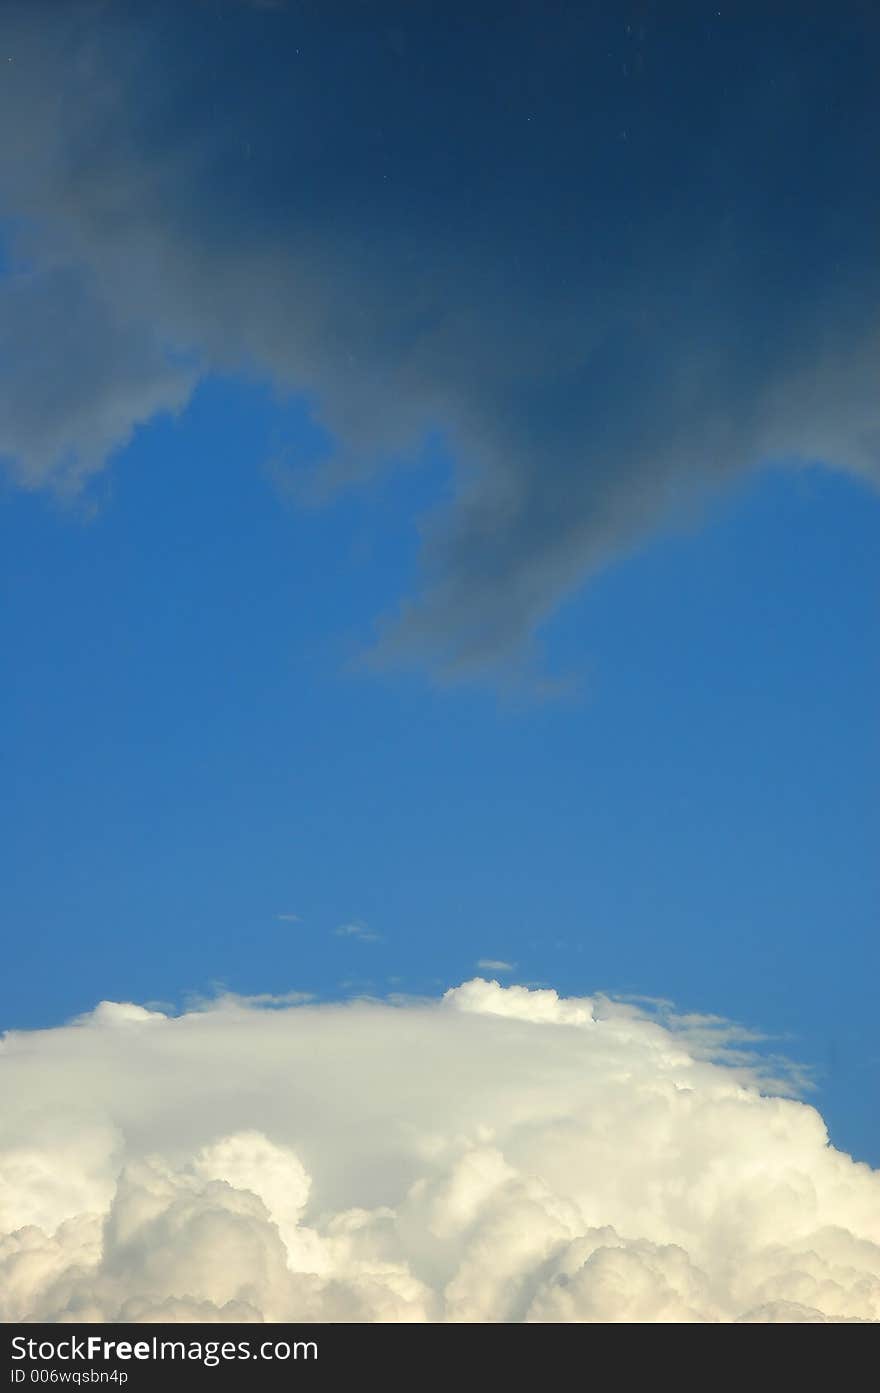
334;922;383;943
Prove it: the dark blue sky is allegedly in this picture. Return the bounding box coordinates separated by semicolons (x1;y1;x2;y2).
1;1;878;1164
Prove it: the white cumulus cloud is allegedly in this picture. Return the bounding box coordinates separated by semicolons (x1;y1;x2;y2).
1;978;878;1323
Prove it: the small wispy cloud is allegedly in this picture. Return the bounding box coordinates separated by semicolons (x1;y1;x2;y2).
221;990;314;1009
276;913;300;923
335;921;383;944
476;959;515;973
184;988;315;1012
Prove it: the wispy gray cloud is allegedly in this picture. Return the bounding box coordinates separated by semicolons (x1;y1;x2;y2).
1;2;877;677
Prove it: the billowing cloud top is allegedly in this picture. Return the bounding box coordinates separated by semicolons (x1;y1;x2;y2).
0;1;878;675
2;978;878;1322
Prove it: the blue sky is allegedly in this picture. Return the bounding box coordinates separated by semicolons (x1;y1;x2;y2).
3;375;877;1163
1;0;878;1177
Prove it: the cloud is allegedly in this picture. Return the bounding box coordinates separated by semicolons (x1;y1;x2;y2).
335;922;382;943
202;990;314;1009
0;3;878;673
476;959;514;974
275;914;300;923
1;977;879;1323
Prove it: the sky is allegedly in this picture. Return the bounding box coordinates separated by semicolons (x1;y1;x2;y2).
1;0;878;1324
